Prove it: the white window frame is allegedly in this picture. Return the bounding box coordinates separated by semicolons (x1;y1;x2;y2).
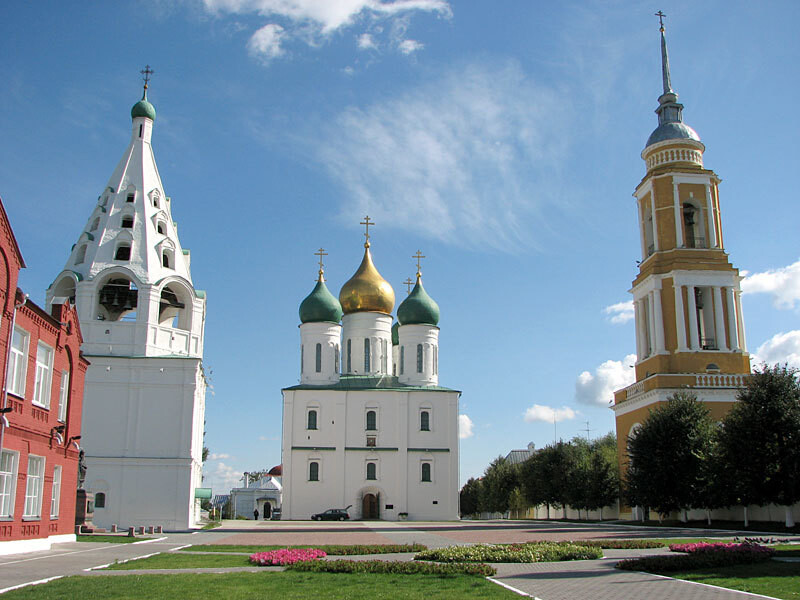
23;454;45;519
58;371;70;422
8;327;29;397
0;450;19;518
420;408;432;431
33;342;54;409
308;459;320;482
50;465;62;519
421;460;433;483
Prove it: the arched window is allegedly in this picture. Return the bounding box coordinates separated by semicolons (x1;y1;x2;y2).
309;461;319;481
94;492;106;508
301;345;304;374
157;222;166;235
315;343;322;373
126;193;135;203
90;217;100;231
74;245;87;265
421;462;431;482
334;345;340;373
420;410;430;431
347;339;352;373
366;410;376;431
307;409;317;430
162;250;173;269
121;216;134;229
364;338;371;372
366;462;377;480
416;344;423;373
115;245;131;261
381;339;388;373
138;124;143;138
400;346;404;375
98;278;138;322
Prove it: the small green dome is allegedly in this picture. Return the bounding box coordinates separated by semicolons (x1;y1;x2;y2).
397;275;439;326
391;321;399;345
300;279;343;324
131;94;156;121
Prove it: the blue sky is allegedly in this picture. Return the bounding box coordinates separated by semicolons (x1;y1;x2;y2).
2;1;799;493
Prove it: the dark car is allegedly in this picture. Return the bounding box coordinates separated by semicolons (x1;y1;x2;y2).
311;508;350;521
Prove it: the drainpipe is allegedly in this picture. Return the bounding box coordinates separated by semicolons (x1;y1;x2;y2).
0;294;29;457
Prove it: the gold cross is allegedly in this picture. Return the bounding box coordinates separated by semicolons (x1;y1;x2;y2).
404;277;414;294
140;65;154;90
360;215;374;245
655;10;666;31
314;248;327;280
412;250;425;275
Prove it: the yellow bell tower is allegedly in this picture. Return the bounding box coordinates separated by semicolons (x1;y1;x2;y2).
613;14;751;510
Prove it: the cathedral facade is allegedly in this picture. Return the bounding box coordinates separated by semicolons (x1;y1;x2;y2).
612;21;751;518
46;80;208;530
281;231;460;520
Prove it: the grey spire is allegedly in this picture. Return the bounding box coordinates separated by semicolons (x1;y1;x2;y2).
660;25;673;95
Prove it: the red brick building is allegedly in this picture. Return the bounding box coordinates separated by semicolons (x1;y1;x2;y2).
0;198;88;555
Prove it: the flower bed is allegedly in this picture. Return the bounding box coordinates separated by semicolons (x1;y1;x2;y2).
568;539;665;550
250;548;327;566
415;542;602;563
669;542;775;557
288;559;495;576
617;542;774;573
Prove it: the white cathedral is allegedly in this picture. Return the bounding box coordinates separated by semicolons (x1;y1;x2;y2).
281;230;460;520
46;78;207;530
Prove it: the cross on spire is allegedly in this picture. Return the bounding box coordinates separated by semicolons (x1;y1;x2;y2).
360;215;374;247
314;248;328;281
403;277;414;294
140;65;154;91
655;10;666;32
412;250;425;276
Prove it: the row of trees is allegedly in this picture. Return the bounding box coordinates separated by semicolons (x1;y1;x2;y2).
626;364;800;526
460;432;619;520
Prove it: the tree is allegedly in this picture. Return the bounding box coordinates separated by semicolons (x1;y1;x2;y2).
520;442;572;517
717;364;800;527
625;391;715;519
459;478;482;517
479;457;518;514
585;433;619;519
202;446;209;462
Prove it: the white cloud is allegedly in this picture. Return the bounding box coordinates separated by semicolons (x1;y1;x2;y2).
524;404;577;424
357;33;376;49
575;353;637;407
258;435;279;441
397;38;423;54
209;452;231;460
458;414;474;439
604;300;634;324
750;330;800;370
741;259;800;310
203;461;245;493
311;60;571;248
247;23;286;61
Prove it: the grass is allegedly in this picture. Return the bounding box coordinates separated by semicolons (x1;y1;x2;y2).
612;519;800;534
201;521;222;530
180;543;425;554
0;572;517;599
77;535;154;544
670;560;800;600
104;553;251;570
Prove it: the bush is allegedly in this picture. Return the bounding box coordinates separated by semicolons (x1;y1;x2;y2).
318;544;426;555
415;542;602;563
250;548;327;566
568;539;665;550
288;559;495;576
617;543;774;573
669;542;775;557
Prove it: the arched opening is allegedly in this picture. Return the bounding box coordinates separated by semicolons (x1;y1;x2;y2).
97;277;138;322
90;217;100;232
420;410;430;431
52;276;77;306
682;202;705;248
416;344;423;373
642;199;654;256
315;343;322;373
121;216;134;229
114;245;131;261
94;492;106;508
74;245;87;265
365;410;376;431
126;193;135;203
159;284;189;330
156;221;166;235
307;409;317;430
366;462;377;480
421;462;431;482
309;461;319;481
362;493;379;519
364;338;371;372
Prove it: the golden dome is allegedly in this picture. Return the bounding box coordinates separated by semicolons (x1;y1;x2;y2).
339;243;395;315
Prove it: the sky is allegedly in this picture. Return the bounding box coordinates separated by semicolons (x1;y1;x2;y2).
1;1;799;494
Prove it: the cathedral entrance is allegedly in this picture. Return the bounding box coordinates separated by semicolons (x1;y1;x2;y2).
362;493;379;520
263;502;272;519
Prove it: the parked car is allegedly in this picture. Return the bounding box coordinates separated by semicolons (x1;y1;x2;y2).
311;508;350;521
271;508;282;520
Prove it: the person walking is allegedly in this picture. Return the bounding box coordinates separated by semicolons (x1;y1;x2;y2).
253;508;259;520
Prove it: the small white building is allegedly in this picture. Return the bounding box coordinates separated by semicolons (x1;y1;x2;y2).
230;472;282;520
46;79;207;531
281;232;460;521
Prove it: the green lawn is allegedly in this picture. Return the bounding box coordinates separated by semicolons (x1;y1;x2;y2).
105;553;251;570
77;535;154;544
670;561;800;600
179;543;423;554
0;572;516;599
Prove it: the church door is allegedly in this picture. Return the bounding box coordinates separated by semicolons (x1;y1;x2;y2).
263;503;271;519
362;494;379;519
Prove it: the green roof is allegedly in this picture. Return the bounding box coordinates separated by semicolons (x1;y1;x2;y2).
391;321;399;345
284;374;458;393
397;276;440;326
299;279;343;324
131;94;156;121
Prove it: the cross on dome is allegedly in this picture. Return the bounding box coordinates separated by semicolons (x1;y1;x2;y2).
360;215;374;247
140;65;154;91
314;247;328;281
413;250;426;276
404;277;414;294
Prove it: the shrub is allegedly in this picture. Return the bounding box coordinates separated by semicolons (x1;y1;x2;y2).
567;539;665;550
318;544;426;555
416;542;602;563
288;559;495;576
617;544;774;573
669;542;775;557
250;548;327;566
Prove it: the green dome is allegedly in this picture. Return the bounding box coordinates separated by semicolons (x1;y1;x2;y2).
397;275;439;326
391;321;399;345
131;94;156;121
300;279;343;324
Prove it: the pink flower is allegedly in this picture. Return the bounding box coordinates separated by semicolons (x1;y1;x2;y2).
249;548;327;566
